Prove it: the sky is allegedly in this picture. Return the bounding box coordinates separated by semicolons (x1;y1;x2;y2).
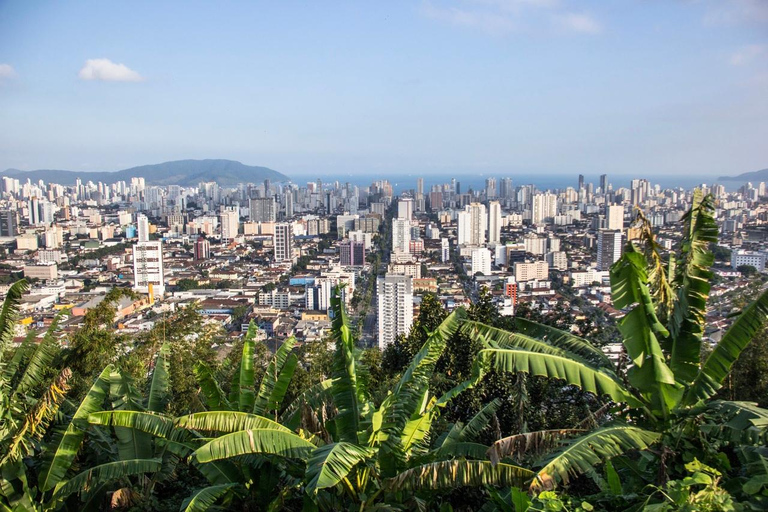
0;0;766;180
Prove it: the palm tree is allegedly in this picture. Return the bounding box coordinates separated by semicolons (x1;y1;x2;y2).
463;191;768;495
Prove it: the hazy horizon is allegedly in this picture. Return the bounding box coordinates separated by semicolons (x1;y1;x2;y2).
1;1;766;176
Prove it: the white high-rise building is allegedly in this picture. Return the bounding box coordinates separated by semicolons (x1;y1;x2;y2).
397;198;414;221
441;237;450;263
273;223;294;262
220;208;239;241
377;274;413;349
597;229;623;271
606;205;624;231
392;218;411;253
471;248;492;276
137;214;150;242
133;240;165;296
457;203;487;246
488;201;501;244
531;193;558;225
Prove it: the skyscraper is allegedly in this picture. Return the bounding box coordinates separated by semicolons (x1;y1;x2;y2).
531;192;557;225
441;237;450;263
500;178;513;199
488;200;501;244
485;177;497;199
606;205;623;231
137;213;150;242
377;274;413;349
339;239;366;266
578;174;585;191
457;203;487;246
392;218;412;253
397;198;414;220
416;177;424;196
250;197;276;222
220;208;239;241
600;174;608;193
0;210;19;237
597;229;623;271
133;238;165;296
273;223;293;262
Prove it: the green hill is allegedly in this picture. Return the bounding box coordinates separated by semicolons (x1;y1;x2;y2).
3;159;289;187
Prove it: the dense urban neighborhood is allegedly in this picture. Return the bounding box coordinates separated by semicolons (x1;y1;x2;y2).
1;171;766;357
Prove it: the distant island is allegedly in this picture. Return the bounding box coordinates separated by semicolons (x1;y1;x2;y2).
719;168;768;182
2;159;289;187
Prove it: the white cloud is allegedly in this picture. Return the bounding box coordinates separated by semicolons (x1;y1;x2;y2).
556;12;602;34
0;64;17;81
421;2;518;35
703;0;768;25
730;44;765;66
78;58;143;82
421;1;602;36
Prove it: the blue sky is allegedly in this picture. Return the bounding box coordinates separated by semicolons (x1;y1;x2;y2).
0;0;766;179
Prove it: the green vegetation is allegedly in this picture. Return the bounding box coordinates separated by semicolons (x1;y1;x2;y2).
1;191;768;510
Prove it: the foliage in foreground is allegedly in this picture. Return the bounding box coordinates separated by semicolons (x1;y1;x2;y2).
1;191;768;510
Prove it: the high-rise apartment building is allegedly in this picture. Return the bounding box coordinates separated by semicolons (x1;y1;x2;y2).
194;236;210;261
220;208;239;241
606;205;624;231
339;239;366;266
133;240;165;296
597;229;623;271
137;214;150;242
249;197;276;222
377;274;413;349
273;222;293;262
392;218;412;253
471;248;492;276
0;210;19;237
485;177;497;199
441;237;450;263
397;198;414;220
531;192;557;225
457;203;487;246
488;201;501;244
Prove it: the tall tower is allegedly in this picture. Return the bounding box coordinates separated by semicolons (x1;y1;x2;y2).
220;208;239;241
392;218;412;253
273;223;294;262
377;274;413;349
606;205;623;231
133;238;165;296
488;201;501;244
397;198;414;221
597;230;623;271
137;214;150;242
485;177;497;199
457;203;487;246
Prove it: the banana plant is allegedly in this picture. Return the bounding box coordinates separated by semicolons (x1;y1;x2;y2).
86;321;307;511
463;191;768;492
173;287;533;511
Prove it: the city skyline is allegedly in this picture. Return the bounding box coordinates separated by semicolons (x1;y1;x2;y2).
1;1;766;177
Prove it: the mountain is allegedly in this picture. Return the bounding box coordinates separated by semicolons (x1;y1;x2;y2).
2;159;289;187
719;168;768;182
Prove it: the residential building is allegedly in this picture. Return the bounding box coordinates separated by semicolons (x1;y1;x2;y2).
377;274;413;349
133;240;165;296
273;222;293;262
597;229;623;271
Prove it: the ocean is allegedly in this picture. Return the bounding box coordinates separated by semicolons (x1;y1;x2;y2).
289;173;743;194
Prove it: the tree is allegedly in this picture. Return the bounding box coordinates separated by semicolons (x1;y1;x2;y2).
737;264;758;277
465;192;768;509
